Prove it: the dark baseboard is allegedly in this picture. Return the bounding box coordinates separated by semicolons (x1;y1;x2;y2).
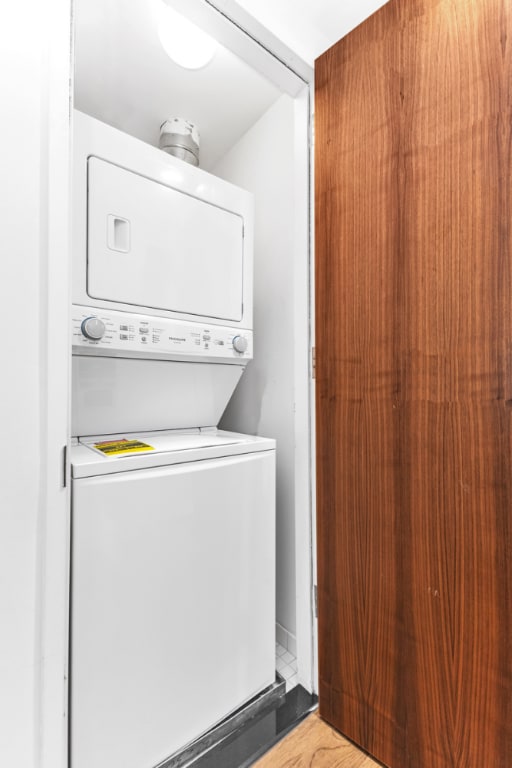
155;677;288;768
180;685;318;768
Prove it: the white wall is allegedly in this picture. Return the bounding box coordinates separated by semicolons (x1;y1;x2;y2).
0;2;71;766
215;94;299;637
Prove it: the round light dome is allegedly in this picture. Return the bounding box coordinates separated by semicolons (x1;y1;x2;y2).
157;3;217;70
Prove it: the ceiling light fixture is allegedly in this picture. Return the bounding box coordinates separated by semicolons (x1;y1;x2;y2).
157;3;218;70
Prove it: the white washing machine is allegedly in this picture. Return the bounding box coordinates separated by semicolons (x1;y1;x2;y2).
69;114;276;768
70;430;275;768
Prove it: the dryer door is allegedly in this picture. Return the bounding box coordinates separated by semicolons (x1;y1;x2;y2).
87;157;244;322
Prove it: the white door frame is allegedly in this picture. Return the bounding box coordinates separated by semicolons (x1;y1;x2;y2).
36;2;74;767
0;2;73;768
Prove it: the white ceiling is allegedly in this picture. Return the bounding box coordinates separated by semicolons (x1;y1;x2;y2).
232;0;389;65
74;0;282;170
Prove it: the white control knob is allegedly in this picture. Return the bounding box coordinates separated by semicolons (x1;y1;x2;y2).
232;335;248;354
81;316;106;341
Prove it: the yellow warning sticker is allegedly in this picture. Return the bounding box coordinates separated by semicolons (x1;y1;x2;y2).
93;439;154;456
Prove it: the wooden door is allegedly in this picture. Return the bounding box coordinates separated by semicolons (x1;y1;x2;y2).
315;1;512;766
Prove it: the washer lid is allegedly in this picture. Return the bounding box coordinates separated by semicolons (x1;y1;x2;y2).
71;429;275;479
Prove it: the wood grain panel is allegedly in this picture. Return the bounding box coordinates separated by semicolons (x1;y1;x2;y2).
315;0;512;766
403;403;512;765
317;402;404;766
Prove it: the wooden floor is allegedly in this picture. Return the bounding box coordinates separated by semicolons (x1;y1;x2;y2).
254;712;381;768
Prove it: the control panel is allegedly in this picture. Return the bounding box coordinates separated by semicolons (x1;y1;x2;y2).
72;305;253;363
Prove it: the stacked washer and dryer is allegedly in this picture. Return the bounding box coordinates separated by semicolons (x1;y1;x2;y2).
69;111;276;768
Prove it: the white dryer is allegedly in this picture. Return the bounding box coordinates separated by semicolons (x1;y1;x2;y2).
70;430;275;768
71;111;254;438
72;110;253;328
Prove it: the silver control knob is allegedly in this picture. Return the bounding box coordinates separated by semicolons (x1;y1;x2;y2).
232;335;248;354
81;316;106;341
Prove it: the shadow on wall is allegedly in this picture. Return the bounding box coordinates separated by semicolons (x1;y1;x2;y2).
220;364;266;436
